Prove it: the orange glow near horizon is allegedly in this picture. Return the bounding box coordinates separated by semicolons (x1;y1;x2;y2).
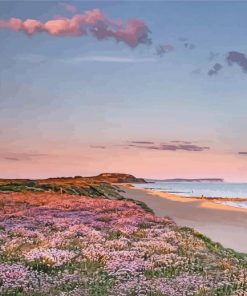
1;147;247;182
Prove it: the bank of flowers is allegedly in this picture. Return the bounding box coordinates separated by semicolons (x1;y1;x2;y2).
0;192;246;295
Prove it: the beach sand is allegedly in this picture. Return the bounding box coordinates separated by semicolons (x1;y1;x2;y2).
119;185;247;253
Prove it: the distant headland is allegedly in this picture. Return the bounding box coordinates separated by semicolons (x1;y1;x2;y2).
148;178;224;183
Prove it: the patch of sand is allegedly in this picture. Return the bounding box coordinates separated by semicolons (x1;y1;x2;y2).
119;184;247;253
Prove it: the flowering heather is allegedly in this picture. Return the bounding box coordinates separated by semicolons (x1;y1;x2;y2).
24;248;78;267
0;192;246;295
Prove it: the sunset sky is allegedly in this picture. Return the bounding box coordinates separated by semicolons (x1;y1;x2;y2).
1;1;247;181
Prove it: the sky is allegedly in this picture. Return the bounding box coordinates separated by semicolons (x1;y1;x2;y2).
1;1;247;181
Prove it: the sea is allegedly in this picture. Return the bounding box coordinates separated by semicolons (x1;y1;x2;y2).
134;181;247;209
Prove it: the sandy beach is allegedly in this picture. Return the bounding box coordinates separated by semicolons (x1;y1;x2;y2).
119;185;247;253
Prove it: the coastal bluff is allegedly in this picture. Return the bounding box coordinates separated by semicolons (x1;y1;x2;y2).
92;173;147;183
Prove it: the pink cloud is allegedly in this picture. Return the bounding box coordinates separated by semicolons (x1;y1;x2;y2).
23;19;43;35
0;9;151;47
91;19;151;47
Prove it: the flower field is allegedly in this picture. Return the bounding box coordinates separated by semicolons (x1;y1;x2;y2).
0;192;246;296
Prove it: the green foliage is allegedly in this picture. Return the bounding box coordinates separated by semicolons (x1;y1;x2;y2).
194;232;223;253
28;261;53;273
88;272;115;296
179;227;224;254
145;266;182;279
0;289;25;296
107;230;122;240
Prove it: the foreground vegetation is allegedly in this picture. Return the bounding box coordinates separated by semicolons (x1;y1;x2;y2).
0;190;246;296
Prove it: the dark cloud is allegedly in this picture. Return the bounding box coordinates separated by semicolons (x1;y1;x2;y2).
226;51;247;73
238;152;247;155
4;157;21;161
184;42;196;50
155;44;174;57
208;63;223;76
125;141;209;152
148;144;209;152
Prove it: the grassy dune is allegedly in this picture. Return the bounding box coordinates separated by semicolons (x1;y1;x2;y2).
0;177;246;295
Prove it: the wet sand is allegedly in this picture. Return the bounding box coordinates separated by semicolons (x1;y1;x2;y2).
119;185;247;253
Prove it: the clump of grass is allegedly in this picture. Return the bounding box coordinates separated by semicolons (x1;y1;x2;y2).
107;230;122;240
88;271;115;296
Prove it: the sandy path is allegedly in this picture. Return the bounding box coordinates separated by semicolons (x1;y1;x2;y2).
119;185;247;253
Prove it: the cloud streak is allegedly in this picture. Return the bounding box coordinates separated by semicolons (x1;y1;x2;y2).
170;140;192;144
15;54;48;64
1;152;50;162
191;68;201;75
4;157;21;162
128;141;155;145
90;145;106;149
70;55;155;63
0;9;151;48
125;141;210;152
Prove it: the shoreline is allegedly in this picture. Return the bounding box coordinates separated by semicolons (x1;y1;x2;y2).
140;189;247;203
118;184;247;253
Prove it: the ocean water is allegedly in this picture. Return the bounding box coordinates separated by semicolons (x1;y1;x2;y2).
134;182;247;209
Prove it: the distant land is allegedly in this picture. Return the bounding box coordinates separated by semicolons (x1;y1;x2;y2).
0;174;225;185
0;173;146;184
147;178;224;183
